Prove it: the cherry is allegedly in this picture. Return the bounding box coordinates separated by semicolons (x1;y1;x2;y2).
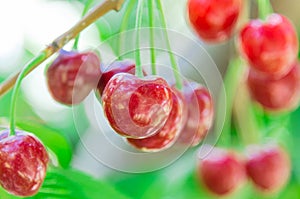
177;81;214;146
187;0;242;43
239;14;299;78
102;73;173;138
248;62;300;112
126;88;187;152
245;144;291;193
97;59;136;96
0;129;49;197
46;50;101;105
197;146;246;196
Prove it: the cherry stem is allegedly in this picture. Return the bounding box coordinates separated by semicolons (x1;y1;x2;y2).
0;0;125;98
148;0;157;75
217;58;245;146
134;0;145;78
118;0;136;59
156;0;182;90
73;0;94;50
9;52;47;135
257;0;273;20
233;78;261;145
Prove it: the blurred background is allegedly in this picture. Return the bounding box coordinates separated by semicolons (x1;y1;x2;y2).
0;0;300;198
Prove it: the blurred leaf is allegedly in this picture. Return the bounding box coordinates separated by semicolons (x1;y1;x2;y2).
16;120;73;168
108;149;207;199
0;83;11;117
279;181;300;199
0;187;18;199
107;171;161;199
32;167;130;199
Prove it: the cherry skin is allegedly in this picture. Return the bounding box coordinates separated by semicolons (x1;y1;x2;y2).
245;144;291;194
197;146;246;196
46;50;101;105
187;0;242;43
0;130;49;197
177;81;214;146
102;73;173;139
126;88;187;152
97;59;136;96
247;62;300;112
239;14;299;78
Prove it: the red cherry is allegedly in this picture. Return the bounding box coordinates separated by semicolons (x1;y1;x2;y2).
102;73;173;138
178;82;214;146
187;0;242;42
0;130;49;197
97;59;136;96
239;14;299;78
248;62;300;112
127;88;187;152
245;144;291;193
197;146;246;196
46;50;101;105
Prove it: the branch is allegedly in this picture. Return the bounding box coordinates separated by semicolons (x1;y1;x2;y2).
0;0;125;97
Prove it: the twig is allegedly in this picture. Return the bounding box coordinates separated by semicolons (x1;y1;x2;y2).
0;0;124;97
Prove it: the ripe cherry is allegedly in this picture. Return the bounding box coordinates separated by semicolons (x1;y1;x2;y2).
46;50;101;105
248;62;300;112
239;14;299;78
178;81;214;146
97;59;136;96
102;73;173;139
197;146;246;196
0;130;49;197
127;88;187;152
245;144;291;193
187;0;242;43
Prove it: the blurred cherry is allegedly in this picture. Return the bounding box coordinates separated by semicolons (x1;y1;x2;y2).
245;144;291;193
187;0;242;42
239;14;298;78
46;50;101;105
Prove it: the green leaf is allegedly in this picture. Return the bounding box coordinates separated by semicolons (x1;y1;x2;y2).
16;120;72;168
31;167;130;199
279;181;300;199
108;172;162;199
0;187;19;199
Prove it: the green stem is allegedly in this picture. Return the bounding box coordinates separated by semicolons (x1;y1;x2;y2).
148;0;156;75
257;0;273;20
135;0;144;78
217;58;246;146
9;52;47;135
156;0;182;89
233;81;261;145
117;0;136;59
73;0;94;50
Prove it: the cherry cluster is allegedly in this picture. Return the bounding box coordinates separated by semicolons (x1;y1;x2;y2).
186;0;298;197
197;144;290;196
1;0;297;197
46;51;214;152
239;14;300;113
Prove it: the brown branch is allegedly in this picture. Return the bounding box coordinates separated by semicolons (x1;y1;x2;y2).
0;0;125;97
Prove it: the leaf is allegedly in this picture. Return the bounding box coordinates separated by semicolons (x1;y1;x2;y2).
30;167;130;199
108;171;162;199
0;187;19;199
16;120;72;168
